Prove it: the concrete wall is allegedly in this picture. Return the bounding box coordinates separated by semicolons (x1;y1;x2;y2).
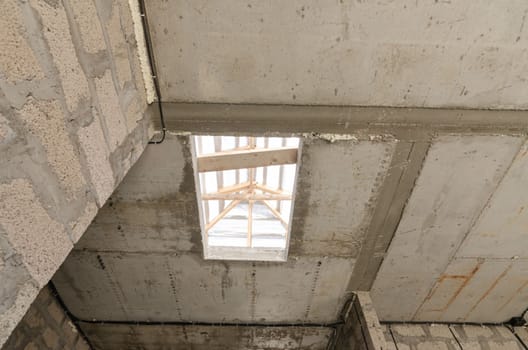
0;0;151;345
2;285;91;350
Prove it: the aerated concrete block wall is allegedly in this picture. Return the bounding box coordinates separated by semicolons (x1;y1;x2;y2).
334;292;386;350
0;0;152;345
2;285;91;350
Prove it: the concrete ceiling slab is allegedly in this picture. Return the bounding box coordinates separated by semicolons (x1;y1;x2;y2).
145;0;528;109
79;323;333;350
55;134;394;327
370;135;524;322
75;134;394;258
289;138;395;257
457;141;528;259
414;257;528;323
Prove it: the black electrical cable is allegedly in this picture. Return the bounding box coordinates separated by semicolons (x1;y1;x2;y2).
138;0;166;144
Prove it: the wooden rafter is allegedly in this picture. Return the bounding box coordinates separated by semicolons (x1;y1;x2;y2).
255;184;284;195
235;137;240;184
197;136;210;224
216;182;251;194
277;138;287;212
214;136;225;211
197;147;298;172
247;200;253;247
202;192;291;201
261;200;288;228
205;199;241;231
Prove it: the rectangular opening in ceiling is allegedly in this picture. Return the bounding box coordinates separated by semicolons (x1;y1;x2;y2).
192;136;301;261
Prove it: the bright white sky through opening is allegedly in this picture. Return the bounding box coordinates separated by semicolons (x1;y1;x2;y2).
194;136;300;252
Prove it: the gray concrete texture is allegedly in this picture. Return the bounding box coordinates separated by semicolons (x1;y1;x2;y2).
53;134;395;327
79;323;332;350
372;135;528;323
383;323;526;350
0;0;151;346
145;0;528;109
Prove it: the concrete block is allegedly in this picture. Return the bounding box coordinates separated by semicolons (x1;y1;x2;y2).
75;338;91;350
95;71;128;151
0;280;39;347
428;325;454;339
18;98;86;198
462;325;493;338
0;235;35;316
451;325;524;349
42;328;59;348
106;3;133;89
23;342;38;350
392;325;426;337
47;301;65;325
62;320;79;346
68;0;106;54
0;114;16;147
416;341;449;350
388;323;461;350
30;0;90;112
0;179;73;286
69;201;98;242
77;111;115;206
0;0;44;83
124;93;146;130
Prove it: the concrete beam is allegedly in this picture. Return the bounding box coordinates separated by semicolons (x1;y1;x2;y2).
155;103;528;138
347;141;430;291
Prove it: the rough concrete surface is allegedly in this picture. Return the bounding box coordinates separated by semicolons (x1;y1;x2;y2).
146;0;528;109
371;135;526;322
0;0;151;346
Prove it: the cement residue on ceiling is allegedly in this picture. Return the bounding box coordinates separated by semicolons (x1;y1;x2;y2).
145;0;528;109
